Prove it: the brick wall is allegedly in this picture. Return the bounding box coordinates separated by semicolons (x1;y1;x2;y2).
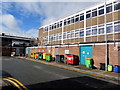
30;43;119;68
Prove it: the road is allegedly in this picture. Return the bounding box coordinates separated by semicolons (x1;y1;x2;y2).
2;57;120;89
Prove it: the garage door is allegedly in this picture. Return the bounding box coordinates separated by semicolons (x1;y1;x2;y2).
80;45;93;65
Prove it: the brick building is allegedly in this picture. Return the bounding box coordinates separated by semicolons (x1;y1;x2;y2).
37;0;120;68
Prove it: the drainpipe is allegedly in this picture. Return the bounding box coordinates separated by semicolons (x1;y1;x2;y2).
105;0;108;71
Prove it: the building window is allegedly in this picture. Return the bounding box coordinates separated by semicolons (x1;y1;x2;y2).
71;17;74;23
67;18;71;25
75;15;79;22
56;34;59;41
63;32;67;39
52;25;54;30
53;35;56;41
106;5;112;13
86;27;91;36
60;21;62;27
99;9;104;15
64;20;67;26
71;30;75;38
80;14;84;21
80;29;84;37
114;3;120;11
98;25;104;34
86;10;91;19
57;22;59;28
54;23;57;29
67;31;71;39
92;26;97;35
114;21;120;32
58;33;62;40
98;5;104;15
49;25;52;31
92;9;97;17
106;23;113;33
75;29;80;38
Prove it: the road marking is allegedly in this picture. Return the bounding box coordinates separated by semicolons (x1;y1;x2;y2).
6;77;28;90
3;78;22;90
3;77;28;90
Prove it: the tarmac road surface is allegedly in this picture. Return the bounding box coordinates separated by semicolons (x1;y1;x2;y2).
2;57;120;89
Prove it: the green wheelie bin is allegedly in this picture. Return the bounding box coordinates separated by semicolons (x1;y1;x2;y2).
86;58;93;68
39;53;43;60
46;54;52;61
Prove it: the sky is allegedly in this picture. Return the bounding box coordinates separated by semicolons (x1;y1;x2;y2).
0;0;104;38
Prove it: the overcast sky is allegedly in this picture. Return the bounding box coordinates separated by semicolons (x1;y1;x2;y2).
0;0;104;38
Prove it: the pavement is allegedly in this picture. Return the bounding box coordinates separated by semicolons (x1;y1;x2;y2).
18;56;120;85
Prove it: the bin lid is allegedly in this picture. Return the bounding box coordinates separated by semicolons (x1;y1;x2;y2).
86;58;93;60
66;54;73;56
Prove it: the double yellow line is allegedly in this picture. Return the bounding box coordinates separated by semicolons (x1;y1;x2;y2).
3;77;28;90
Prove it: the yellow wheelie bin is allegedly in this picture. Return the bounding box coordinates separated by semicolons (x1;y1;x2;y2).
43;53;47;60
31;52;35;59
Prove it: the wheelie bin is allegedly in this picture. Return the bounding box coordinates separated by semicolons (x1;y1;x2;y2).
108;64;113;72
86;58;93;68
66;54;79;65
43;53;47;60
55;55;64;63
38;53;43;60
35;52;39;59
114;65;120;73
31;52;35;59
100;63;105;70
46;54;52;61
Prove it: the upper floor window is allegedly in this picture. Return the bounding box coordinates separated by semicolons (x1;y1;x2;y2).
71;30;75;38
80;14;84;21
80;29;84;37
86;27;91;36
64;20;67;26
114;3;120;11
67;31;71;39
92;26;97;35
63;32;67;39
75;15;79;22
92;9;97;17
52;25;54;30
75;29;80;38
54;23;57;29
57;22;59;28
60;21;62;27
114;21;120;32
58;33;62;40
67;18;71;25
49;25;52;31
71;17;74;23
106;23;113;33
98;24;104;34
99;9;104;15
98;5;104;15
86;10;91;19
106;3;112;13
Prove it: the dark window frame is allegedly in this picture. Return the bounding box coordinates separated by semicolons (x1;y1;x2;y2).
99;8;104;15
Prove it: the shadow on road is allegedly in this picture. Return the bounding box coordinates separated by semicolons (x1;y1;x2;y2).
2;70;13;78
27;76;120;89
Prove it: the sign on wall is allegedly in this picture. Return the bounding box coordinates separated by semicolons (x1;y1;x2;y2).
65;50;69;54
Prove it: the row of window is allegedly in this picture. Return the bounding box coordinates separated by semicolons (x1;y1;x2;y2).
43;2;120;32
43;21;120;42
